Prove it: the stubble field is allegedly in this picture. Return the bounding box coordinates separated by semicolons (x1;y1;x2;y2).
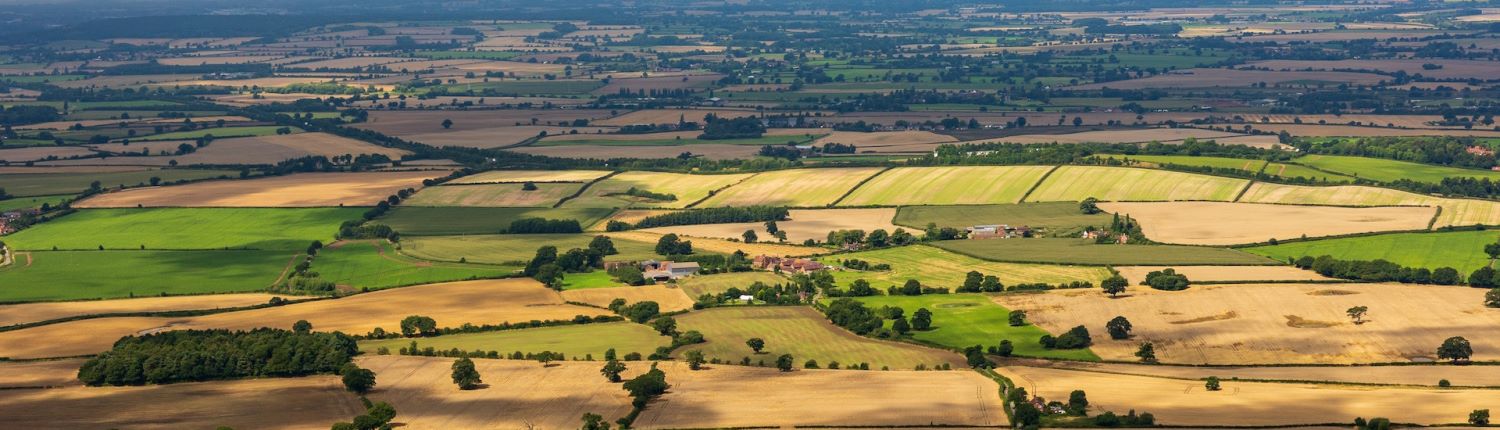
1099;202;1436;245
837;166;1054;206
1024;166;1249;202
641;208;901;243
75;171;443;208
695;167;885;208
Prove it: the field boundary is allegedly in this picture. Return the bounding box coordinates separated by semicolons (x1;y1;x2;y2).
1016;165;1059;203
1230;179;1255;202
925;243;1283;267
553;170;621;208
828;165;895;207
684;172;761;209
1228;224;1467;249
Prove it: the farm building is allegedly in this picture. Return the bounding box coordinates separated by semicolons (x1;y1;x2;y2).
966;224;1031;239
753;255;827;273
642;260;700;281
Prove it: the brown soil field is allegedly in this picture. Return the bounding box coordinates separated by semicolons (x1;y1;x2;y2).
357;355;637;429
813;130;958;149
0;146;97;162
540;128;817;144
1248;59;1500;81
447;169;613;184
634;361;1007;428
360;110;619;135
0;376;362;429
402;182;581;207
1071;68;1389;90
0;359;87;388
994;282;1500;365
75;171;443;208
592;74;722;95
1000;365;1500;426
1227;123;1500;138
85;133;410;166
0;293;294;327
1007;358;1500;388
509;143;764;160
1098;202;1436;245
604;231;829;257
592;108;763;126
641;208;900;243
0;279;608;359
560;285;696;312
1112;265;1334;284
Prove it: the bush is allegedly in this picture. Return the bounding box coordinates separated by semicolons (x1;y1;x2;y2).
1142;268;1189;290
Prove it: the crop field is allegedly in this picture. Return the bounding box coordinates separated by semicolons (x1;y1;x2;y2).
677;271;788;298
446;169;612;184
696;167;885;208
673;306;963;370
534;131;821;147
812;130;957;152
360;322;670;359
0;376;362;429
642;208;901;243
893;202;1111;233
604;230;829;257
75;171;443;208
312;241;511;290
931;238;1278;266
1244;230;1496;273
0;293;290;327
400;233;660;265
560;285;696;312
93;133;408;166
0;194;71;212
1000;365;1500;426
0;168;237;197
1236;183;1500;227
824;245;1112;288
1263;161;1356;182
1027;359;1500;388
401;183;582;207
837;166;1053;206
1112;265;1333;284
994;283;1500;365
1069;68;1388;90
854;293;1097;361
357;356;636;429
0;279;610;359
126;125;300;141
1099;202;1435;245
1099;154;1266;172
636;361;1007;428
591;108;762;126
2;208;359;251
562;171;754;208
0;359;87;388
0;250;291;302
378;207;616;235
1245;123;1500;138
1293;154;1500;184
1024;166;1250;202
360;110;618;135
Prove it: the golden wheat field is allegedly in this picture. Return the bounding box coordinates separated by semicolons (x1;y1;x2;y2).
0;376;362;429
641;208;901;243
560;285;696;312
0;293;294;327
74;171;444;208
1100;202;1435;245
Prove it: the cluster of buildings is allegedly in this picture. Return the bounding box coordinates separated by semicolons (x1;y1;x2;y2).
0;208;39;235
965;224;1032;239
639;260;701;281
752;255;826;273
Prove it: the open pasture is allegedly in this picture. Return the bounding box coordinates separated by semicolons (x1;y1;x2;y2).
1113;265;1334;285
893;202;1111;233
676;271;788;298
696;167;884;208
636;361;1006;428
1292;154;1500;184
826;245;1112;288
0;168;236;197
75;171;442;208
1024;166;1249;202
378;207;615;235
642;208;901;244
358;109;618;135
1100;154;1266;172
0;376;361;430
993;282;1500;365
1249;59;1500;81
854;293;1096;361
360;322;670;359
673;306;963;370
311;241;512;290
400;233;660;265
1001;365;1500;426
399;125;614;148
2;208;359;251
401;182;581;207
357;355;635;429
1099;202;1436;245
446;169;612;184
560;285;696;312
0;250;291;302
563;171;754;208
931;238;1278;266
837;166;1052;206
0;194;71;212
0;293;291;328
1244;230;1495;273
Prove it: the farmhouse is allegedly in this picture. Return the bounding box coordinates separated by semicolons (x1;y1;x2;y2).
642;260;700;281
966;224;1031;239
753;255;827;273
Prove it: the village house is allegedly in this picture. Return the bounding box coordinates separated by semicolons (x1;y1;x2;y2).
640;260;700;281
966;224;1031;239
753;255;827;273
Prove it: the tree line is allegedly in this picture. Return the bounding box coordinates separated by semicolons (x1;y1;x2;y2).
78;328;357;386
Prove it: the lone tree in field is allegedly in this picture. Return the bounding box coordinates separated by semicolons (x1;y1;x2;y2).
1486;288;1500;308
1471;409;1491;425
912;308;933;331
1438;336;1474;364
600;359;626;382
1079;197;1101;214
451;357;483;390
340;363;376;394
521;181;538;191
742;229;758;243
441;118;453;129
1101;275;1128;298
746;337;766;354
581;413;611;430
1346;306;1368;325
1204;376;1222;391
292;319;313;334
685;350;706;370
1008;310;1027;326
776;354;794;372
399;315;438;337
1106;316;1133;340
1135;342;1157;363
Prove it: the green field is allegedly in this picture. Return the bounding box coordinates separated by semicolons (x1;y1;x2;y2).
677;272;788;298
1264;161;1356;182
822;245;1111;289
3;208;361;251
931;238;1279;266
400;233;661;265
0;250;289;302
851;294;1099;361
561;270;626;290
893;202;1111;235
535;134;821;147
1243;230;1495;273
312;241;512;290
0;169;237;197
0;195;71;212
128;125;301;142
838;166;1053;206
1291;154;1500;184
673;306;962;370
402;183;583;207
561;171;752;209
1025;166;1249;202
1097;154;1267;172
361;322;670;360
379;207;616;235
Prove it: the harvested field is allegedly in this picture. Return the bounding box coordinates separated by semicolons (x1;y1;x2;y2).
447;169;612;184
1099;202;1436;245
825;245;1111;287
1013;358;1500;388
75;171;443;208
360;322;671;359
813;130;957;151
0;359;87;388
1000;366;1500;426
535;129;820;146
1236;182;1500;227
0;145;97;162
1112;265;1334;284
636;361;1005;428
589;109;763;126
839;166;1053;206
86;133;408;166
0;376;362;430
563;171;754;208
402;183;580;207
992;282;1500;365
284;56;408;69
1071;68;1388;90
674;306;963;370
604;231;830;257
560;285;696;312
642;208;900;243
1025;166;1250;202
1235;123;1500;138
405;126;615;148
0;293;292;327
0;279;609;359
894;202;1110;232
676;272;788;298
696;167;884;207
508;143;764;160
357;355;635;429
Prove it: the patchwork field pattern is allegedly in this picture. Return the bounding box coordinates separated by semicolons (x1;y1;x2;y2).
696;167;885;208
1244;230;1496;273
563;171;754;208
360;322;671;359
837;166;1053;206
75;171;443;207
1100;202;1436;245
641;208;901;243
1237;183;1500;227
402;183;583;207
1025;166;1249;202
673;306;964;370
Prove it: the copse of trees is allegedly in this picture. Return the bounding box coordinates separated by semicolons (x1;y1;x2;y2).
630;206;789;229
822;298;886;335
1040;325;1092;349
503;217;583;234
1142;268;1189;291
1292;255;1462;285
78;328;358;386
698;115;766;139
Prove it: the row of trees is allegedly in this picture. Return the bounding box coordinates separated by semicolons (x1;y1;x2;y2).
628;206;789;229
1292;255;1463;285
78;328;358;386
